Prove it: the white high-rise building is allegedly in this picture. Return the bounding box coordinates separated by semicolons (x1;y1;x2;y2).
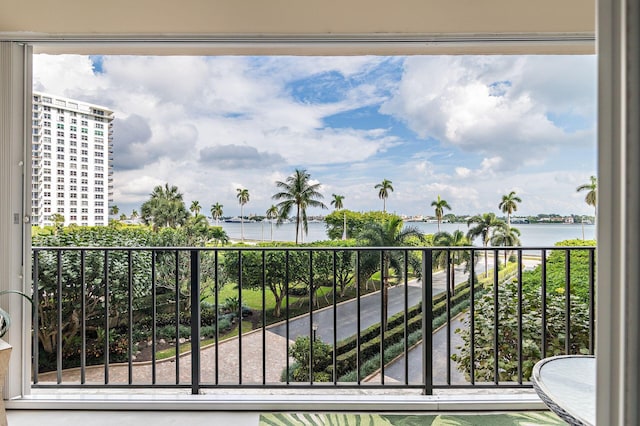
31;92;114;227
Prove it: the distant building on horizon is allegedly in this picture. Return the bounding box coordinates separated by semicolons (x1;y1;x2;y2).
31;92;114;227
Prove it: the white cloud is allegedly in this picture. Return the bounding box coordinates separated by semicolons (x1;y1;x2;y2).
33;54;596;217
380;56;596;171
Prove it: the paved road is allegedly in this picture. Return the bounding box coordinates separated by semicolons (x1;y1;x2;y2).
380;314;467;385
268;264;472;343
378;257;540;385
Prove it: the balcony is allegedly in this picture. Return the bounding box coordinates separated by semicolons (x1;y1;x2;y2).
29;245;594;400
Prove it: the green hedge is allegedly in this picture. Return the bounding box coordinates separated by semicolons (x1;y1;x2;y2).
334;302;422;357
336;313;424;374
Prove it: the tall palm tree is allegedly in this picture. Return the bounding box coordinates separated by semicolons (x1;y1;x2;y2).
131;209;139;220
331;194;345;210
576;175;597;217
236;188;250;242
499;191;522;227
466;213;508;277
375;179;394;212
109;204;119;217
265;205;278;241
210;202;223;226
331;194;346;240
433;230;470;295
140;183;190;230
190;200;201;216
490;226;522;265
357;216;423;329
430;195;452;232
272;169;327;244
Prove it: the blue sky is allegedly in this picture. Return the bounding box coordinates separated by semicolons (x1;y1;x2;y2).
32;54;597;218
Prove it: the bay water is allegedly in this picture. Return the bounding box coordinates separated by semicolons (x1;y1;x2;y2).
218;221;595;247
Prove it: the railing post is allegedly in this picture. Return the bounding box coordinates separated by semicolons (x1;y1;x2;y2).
190;249;201;394
422;249;433;395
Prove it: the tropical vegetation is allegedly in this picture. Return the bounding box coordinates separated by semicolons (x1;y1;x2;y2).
453;239;594;382
273;169;327;244
140;183;190;230
430;195;452;232
490;225;522;264
331;194;344;210
356;216;423;329
210;202;223;226
466;212;508;276
324;210;397;241
265;205;278;241
374;179;394;212
32;173;599;386
236;188;250;242
190;200;201;216
499;191;522;227
577;175;597;217
433;229;470;295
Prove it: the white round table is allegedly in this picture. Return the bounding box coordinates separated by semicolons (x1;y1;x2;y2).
532;355;595;426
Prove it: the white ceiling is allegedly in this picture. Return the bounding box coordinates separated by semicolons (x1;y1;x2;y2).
0;0;595;54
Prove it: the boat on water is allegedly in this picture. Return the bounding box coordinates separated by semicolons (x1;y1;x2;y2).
225;217;258;223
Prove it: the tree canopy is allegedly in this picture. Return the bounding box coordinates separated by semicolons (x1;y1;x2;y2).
140;183;190;230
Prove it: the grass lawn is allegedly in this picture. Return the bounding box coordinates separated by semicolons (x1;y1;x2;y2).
210;283;337;311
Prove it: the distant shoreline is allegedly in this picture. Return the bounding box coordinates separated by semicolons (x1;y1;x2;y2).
222;221;596;247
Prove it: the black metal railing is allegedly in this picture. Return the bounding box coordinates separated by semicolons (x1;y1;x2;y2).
31;246;596;394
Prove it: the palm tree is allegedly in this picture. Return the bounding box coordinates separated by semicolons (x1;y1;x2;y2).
466;213;508;277
331;194;346;240
190;200;201;216
184;213;210;242
375;179;394;212
209;227;229;247
490;226;522;265
272;169;327;244
433;230;470;295
131;209;139;220
140;183;190;230
430;195;452;232
331;194;345;210
265;205;278;241
499;191;522;227
210;202;223;226
577;175;597;217
357;216;423;329
109;204;119;217
236;188;250;242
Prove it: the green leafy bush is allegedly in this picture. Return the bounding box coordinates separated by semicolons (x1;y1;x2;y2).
452;244;594;382
287;336;334;382
156;324;191;341
452;281;590;382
